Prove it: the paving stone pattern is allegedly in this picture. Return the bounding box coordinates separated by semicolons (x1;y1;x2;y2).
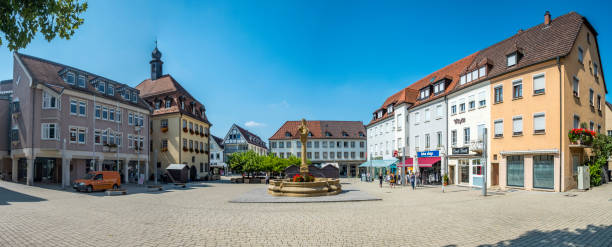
1;179;611;246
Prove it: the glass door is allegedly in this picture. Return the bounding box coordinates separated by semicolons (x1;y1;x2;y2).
533;155;554;189
507;155;524;187
459;159;469;184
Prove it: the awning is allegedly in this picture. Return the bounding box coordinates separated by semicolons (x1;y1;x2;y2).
397;157;440;168
358;158;398;168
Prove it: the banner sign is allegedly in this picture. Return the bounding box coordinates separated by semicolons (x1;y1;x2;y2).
417;150;439;157
452;147;469;155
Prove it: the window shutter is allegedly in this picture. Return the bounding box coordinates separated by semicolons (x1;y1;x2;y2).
494;121;503;135
534;114;545;131
513;117;522;133
533;75;545;91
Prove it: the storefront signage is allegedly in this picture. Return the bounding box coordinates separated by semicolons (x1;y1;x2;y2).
452;147;469;155
417;150;439;157
454;118;466;124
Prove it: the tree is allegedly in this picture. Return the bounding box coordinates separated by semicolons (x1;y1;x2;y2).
0;0;88;51
589;134;612;186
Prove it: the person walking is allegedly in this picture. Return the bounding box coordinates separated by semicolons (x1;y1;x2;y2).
411;172;416;190
379;173;383;188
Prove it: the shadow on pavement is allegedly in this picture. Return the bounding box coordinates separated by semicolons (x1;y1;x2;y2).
466;224;612;247
29;182;211;197
0;186;47;205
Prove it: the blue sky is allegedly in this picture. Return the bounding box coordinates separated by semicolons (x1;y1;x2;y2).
0;0;610;140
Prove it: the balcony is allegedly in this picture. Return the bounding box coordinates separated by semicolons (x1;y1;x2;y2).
470;140;483;154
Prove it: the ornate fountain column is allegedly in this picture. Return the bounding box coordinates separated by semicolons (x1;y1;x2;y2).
298;119;309;177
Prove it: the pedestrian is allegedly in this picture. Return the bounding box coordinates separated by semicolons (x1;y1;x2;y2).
379;173;383;188
265;173;270;184
411;172;416;190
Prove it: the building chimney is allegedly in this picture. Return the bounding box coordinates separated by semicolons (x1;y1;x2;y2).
544;11;551;25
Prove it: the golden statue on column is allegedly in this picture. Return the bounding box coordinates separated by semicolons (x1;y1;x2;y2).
298;118;309;176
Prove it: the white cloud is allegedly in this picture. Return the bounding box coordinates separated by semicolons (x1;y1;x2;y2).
245;121;266;127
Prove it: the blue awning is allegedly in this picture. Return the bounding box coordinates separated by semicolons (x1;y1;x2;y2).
358;159;398;168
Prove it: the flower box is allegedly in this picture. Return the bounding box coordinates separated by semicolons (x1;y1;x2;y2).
161;147;168;152
183;147;188;152
189;129;194;135
195;149;199;153
568;128;595;146
189;148;194;153
183;127;188;133
161;127;168;133
200;133;204;137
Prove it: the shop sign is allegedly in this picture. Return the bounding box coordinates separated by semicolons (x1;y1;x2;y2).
454;118;466;124
417;150;439;157
452;147;469;155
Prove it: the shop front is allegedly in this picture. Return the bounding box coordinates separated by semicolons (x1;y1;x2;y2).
448;146;486;187
358;159;398;178
500;150;559;191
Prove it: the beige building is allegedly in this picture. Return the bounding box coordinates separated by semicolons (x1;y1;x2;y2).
487;12;606;192
136;47;211;181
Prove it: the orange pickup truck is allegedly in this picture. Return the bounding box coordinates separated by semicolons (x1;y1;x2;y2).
73;171;121;192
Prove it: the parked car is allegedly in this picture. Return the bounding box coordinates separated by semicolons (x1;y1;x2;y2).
73;171;121;192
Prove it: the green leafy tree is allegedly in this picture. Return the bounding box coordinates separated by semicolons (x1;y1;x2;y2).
589;134;612;186
0;0;88;51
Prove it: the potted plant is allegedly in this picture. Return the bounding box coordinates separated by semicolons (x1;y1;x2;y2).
200;132;205;137
189;129;194;134
189;148;194;152
161;126;168;133
183;127;188;133
183;146;188;152
195;149;199;154
443;174;449;186
568;128;581;144
195;129;199;135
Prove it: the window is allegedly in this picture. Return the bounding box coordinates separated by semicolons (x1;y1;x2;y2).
97;82;105;93
128;113;134;125
437;132;442;148
109;109;115;121
279;141;284;148
189;122;193;130
351;141;356;148
597;125;601;134
494;120;503;138
436;105;443;118
78;128;86;144
594;62;599;78
494;86;503;103
102;107;108;120
425;134;430;148
472;70;478;81
451;105;457;115
10;128;18;142
79;102;86;116
286;141;291;148
116;110;121;122
507;53;517;67
512;80;523;99
95;105;101;119
315;152;320;159
96;130;102;145
131;93;137;103
597;95;602;111
479;66;486;77
467;72;472;83
360;141;365;148
351;152;356;159
415;112;420;124
513;116;523;136
589;89;594;106
460;75;466;85
77;75;85;88
468;96;475;110
533;74;545;94
578;46;583;63
472;159;482;175
42;123;58;140
573;76;579;96
608;130;612;137
534;113;546;134
419;88;430;99
189;140;193;149
307;152;312;159
70;127;77;143
42;91;57;109
433;82;445;94
459;103;465;113
425;109;431;121
344;152;349;159
589;121;594;131
415;135;420;149
70;100;77;114
270;142;277;148
478;91;486;107
451;130;457;146
102;129;108;144
108;84;114;96
573;115;580;129
66;72;75;85
463;128;470;144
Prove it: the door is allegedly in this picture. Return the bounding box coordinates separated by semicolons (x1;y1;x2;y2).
190;166;197;181
491;163;499;186
449;166;455;184
507;155;524;187
93;174;104;190
533;155;554;189
460;160;469;184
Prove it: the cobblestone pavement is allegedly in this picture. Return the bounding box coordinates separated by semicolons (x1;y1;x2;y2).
1;179;611;247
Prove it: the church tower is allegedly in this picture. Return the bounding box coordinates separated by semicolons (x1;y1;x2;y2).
150;46;163;80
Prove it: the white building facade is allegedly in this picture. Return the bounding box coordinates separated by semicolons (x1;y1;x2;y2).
408;96;447;183
367;101;410;161
446;80;492;187
209;135;226;175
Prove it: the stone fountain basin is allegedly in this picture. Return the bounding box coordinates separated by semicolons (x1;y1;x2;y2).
268;178;342;197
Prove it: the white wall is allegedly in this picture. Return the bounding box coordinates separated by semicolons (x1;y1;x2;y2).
408;98;447;157
366;104;409;160
270;138;366;162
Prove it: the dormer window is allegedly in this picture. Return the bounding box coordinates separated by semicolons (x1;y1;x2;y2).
66;72;75;85
97;81;105;93
308;132;313;137
342;131;349;137
77;75;86;88
181;101;184;110
131;92;137;103
358;132;365;137
419;87;430;99
165;99;171;108
377;111;383;118
433;81;445;95
478;66;486;77
387;105;394;113
507;53;517;67
325;131;332;137
155;101;161;109
108;84;114;96
285;132;292;137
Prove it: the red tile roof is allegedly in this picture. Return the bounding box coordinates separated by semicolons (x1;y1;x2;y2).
15;53;150;109
270;120;366;140
233;124;268;149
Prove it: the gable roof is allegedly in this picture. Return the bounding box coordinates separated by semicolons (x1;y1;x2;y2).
232;124;268;149
270;120;366;140
136;74;210;124
452;11;602;93
211;135;224;149
14;53;150;109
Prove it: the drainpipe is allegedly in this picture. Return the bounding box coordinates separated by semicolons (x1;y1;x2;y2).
444;95;449;192
29;86;35;185
557;56;562;192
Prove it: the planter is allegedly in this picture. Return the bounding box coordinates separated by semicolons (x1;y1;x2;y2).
183;147;188;152
183;128;188;133
200;133;204;137
189;130;194;135
195;149;199;154
161;148;168;152
189;148;194;153
161;127;168;133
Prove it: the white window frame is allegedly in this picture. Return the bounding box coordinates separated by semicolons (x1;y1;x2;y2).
66;72;75;85
77;75;86;88
116;109;121;123
108;84;115;96
42;91;58;109
70;100;77;115
494;119;504;138
102;106;108;120
78;101;87;117
69;127;78;143
78;128;86;144
533;112;546;134
512;115;523;136
507;53;517;67
41;123;59;140
533;73;546;95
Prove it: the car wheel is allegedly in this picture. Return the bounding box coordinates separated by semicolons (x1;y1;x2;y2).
87;185;93;193
113;184;118;190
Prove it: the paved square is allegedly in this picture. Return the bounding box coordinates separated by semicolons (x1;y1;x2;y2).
1;179;611;246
